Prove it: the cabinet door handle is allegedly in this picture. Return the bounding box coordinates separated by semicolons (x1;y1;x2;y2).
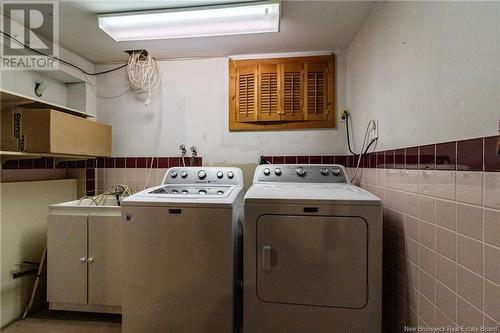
262;246;272;272
79;257;87;263
87;257;95;263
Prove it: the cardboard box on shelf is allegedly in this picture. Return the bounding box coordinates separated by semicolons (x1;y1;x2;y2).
1;109;111;157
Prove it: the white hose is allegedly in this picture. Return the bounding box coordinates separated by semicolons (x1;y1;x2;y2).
127;51;161;106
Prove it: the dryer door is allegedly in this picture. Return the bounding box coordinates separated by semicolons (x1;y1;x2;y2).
257;215;368;309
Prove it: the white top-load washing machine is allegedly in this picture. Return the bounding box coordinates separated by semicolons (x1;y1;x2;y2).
243;164;382;333
121;167;244;333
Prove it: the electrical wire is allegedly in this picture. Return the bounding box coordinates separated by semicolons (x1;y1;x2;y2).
347;116;377;183
78;184;136;206
144;79;164;189
0;31;127;76
345;113;357;156
127;50;161;106
351;138;376;180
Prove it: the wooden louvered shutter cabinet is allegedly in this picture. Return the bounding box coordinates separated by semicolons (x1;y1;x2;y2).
304;62;330;121
235;65;258;122
258;64;281;121
229;55;335;131
280;63;304;121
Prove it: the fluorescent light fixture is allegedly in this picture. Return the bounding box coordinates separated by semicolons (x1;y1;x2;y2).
98;1;280;41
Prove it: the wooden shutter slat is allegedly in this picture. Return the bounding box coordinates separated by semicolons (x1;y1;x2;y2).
235;65;258;122
305;63;328;121
280;63;304;121
258;64;281;121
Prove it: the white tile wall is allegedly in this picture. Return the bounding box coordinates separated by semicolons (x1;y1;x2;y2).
356;167;500;332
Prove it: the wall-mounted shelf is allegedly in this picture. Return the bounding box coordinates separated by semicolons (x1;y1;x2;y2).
0;88;94;118
1;151;95;165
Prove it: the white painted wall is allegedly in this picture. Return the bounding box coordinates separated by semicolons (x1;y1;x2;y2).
96;54;348;164
0;14;97;115
346;1;500;150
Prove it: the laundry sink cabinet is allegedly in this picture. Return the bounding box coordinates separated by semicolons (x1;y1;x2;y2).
47;199;121;314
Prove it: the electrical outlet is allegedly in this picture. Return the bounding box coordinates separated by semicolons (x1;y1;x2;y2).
368;120;378;141
339;110;349;123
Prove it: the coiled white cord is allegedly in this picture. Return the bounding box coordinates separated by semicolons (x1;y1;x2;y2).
127;50;160;106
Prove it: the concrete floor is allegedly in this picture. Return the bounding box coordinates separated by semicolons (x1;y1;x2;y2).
1;308;121;333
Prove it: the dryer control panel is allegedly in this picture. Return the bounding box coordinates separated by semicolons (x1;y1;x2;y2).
161;167;244;186
254;164;349;184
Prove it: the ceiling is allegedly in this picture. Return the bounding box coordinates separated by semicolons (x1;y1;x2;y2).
56;0;376;64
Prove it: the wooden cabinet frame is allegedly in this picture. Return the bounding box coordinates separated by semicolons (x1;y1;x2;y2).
229;55;335;131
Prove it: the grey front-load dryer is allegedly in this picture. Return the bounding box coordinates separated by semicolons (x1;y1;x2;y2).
243;164;382;333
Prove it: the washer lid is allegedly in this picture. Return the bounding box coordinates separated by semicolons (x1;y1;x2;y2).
244;183;381;206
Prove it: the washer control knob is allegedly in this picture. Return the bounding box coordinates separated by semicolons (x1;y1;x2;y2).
275;168;282;176
227;171;234;179
296;167;306;177
332;168;341;176
263;168;271;176
216;171;223;178
170;171;178;178
180;171;188;178
198;170;206;179
320;168;329;175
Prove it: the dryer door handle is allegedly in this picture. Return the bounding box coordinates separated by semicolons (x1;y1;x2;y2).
262;245;272;272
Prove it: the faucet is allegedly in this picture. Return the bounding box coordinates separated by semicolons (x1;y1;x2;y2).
190;146;198;166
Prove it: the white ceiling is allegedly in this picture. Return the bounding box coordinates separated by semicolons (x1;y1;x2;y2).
56;1;376;63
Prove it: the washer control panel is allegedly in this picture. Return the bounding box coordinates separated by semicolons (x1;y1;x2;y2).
162;167;243;185
254;164;349;184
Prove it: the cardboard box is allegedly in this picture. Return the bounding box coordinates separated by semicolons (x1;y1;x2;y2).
1;109;111;157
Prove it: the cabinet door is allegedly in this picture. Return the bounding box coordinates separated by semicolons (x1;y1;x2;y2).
235;65;258;123
257;215;367;309
280;63;304;121
304;62;330;121
47;214;88;305
88;216;121;306
258;64;281;122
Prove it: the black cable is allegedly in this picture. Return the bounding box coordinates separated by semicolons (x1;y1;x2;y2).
0;31;127;76
363;138;376;155
345;113;357;155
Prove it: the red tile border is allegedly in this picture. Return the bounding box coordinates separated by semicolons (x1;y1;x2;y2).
369;153;376;169
436;142;456;170
322;156;334;164
156;157;166;168
375;151;385;168
385;150;395;169
0;135;496;174
484;135;500;172
86;159;96;168
419;144;435;170
394;149;405;169
405;147;418;170
297;156;309;164
115;157;126;168
457;138;483;171
263;135;495;172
